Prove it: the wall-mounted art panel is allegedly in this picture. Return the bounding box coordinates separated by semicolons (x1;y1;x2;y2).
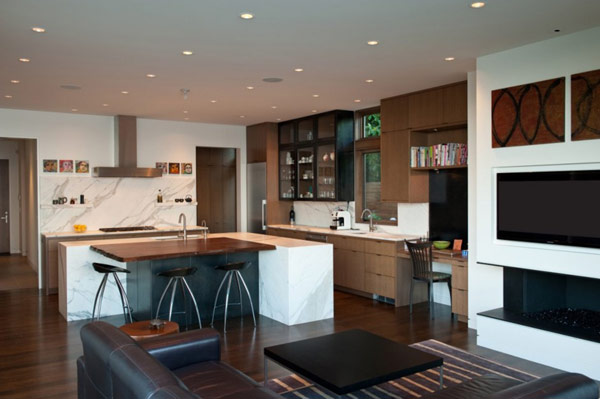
492;77;565;148
572;69;600;141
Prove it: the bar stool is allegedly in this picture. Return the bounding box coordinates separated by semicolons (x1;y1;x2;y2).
91;262;133;324
155;267;202;329
211;261;256;332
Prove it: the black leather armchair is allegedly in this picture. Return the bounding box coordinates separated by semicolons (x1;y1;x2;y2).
77;321;280;399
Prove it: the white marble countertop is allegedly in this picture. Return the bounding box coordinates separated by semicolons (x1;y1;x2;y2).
58;231;328;249
267;224;419;242
42;225;208;238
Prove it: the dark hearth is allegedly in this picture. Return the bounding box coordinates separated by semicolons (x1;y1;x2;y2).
522;308;600;336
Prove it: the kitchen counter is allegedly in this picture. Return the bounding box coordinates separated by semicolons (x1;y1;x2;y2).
267;224;418;242
42;225;207;238
59;232;333;326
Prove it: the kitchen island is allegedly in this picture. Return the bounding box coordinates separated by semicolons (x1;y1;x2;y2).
58;233;333;326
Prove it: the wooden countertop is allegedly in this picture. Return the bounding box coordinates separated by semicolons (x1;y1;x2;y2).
90;237;276;262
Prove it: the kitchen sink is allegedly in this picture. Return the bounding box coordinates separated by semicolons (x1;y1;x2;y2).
348;231;368;235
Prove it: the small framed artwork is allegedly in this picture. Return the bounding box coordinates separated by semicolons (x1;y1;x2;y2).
155;162;168;175
43;159;58;173
169;162;180;174
76;160;90;174
182;163;193;175
453;239;463;251
60;160;73;173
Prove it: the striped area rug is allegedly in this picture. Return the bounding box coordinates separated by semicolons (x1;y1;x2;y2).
266;339;538;398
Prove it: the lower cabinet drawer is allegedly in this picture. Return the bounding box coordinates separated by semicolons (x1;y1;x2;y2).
365;254;396;277
365;272;396;299
452;264;468;290
451;288;468;317
364;240;397;256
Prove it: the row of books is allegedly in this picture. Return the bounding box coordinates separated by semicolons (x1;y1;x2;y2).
410;143;468;168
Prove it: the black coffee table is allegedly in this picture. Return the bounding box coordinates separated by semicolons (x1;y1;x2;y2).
264;329;443;397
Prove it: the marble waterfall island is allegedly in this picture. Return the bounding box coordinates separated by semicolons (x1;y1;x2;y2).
59;233;333;326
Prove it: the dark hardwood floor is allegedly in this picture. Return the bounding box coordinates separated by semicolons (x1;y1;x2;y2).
0;288;562;399
0;255;38;291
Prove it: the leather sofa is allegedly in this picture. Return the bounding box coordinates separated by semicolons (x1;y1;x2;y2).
77;321;280;398
78;321;598;399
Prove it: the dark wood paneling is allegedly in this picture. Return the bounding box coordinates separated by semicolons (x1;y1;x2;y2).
247;124;268;163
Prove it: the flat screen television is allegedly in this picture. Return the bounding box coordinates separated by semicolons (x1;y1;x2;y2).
497;170;600;249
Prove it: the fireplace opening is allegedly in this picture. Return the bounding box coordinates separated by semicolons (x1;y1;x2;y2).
478;267;600;343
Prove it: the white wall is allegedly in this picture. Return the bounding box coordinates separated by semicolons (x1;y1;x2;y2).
0;140;21;253
470;27;600;327
0;109;246;285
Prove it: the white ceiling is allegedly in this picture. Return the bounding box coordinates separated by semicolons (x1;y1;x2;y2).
1;0;599;126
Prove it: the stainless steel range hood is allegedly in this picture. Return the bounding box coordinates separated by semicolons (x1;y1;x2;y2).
93;115;162;178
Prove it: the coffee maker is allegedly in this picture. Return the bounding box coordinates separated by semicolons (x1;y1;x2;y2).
330;210;351;230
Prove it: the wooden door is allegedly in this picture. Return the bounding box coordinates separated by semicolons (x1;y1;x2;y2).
0;160;9;254
196;147;237;233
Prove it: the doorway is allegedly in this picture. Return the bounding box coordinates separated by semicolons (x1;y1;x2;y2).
0;138;38;291
195;147;237;233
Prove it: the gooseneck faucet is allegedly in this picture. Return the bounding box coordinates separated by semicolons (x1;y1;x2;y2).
178;213;187;240
201;219;208;239
361;208;376;232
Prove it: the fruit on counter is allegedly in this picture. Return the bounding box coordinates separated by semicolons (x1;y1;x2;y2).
73;224;87;233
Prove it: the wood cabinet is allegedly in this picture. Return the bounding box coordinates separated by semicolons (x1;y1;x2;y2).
408;88;444;128
451;263;468;322
381;96;408;132
442;82;468;125
334;248;365;291
278;110;354;201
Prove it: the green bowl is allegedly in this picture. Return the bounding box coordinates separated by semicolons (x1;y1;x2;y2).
433;240;451;250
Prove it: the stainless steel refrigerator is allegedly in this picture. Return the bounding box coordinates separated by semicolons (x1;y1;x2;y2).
247;163;266;234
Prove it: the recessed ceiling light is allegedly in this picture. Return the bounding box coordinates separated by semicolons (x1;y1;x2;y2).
121;91;129;94
4;95;13;99
183;110;188;114
354;99;361;103
277;118;282;121
146;73;156;78
311;110;317;113
210;100;217;103
470;2;485;8
19;58;30;63
31;26;46;33
240;13;254;20
60;84;82;90
365;79;374;83
102;103;109;107
367;41;379;46
181;50;193;56
312;94;319;98
294;68;304;72
444;57;455;61
71;108;78;112
240;115;245;118
246;86;254;90
184;117;189;120
10;80;20;84
271;106;277;109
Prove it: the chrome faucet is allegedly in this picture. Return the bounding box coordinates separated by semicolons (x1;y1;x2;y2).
178;213;187;240
201;219;208;239
361;208;376;232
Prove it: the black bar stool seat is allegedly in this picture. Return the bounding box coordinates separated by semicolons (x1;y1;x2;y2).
91;262;133;324
211;261;256;332
155;266;202;330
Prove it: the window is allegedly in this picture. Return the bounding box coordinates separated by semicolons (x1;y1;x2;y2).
362;152;397;223
356;107;381;139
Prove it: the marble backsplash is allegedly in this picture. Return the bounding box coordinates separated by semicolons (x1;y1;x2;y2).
292;200;429;236
40;176;196;232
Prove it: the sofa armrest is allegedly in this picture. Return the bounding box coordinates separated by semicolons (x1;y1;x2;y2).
491;372;599;399
139;328;220;370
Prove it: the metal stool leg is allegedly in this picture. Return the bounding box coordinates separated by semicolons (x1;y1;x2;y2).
168;278;178;321
234;271;243;310
223;272;234;332
155;277;174;319
181;277;202;328
92;274;109;321
236;270;256;327
113;273;133;324
211;271;230;327
409;279;414;315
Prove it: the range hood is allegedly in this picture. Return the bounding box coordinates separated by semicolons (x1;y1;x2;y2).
93;115;162;178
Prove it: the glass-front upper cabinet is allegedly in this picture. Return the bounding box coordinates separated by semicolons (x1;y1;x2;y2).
279;149;296;199
279;122;294;145
317;113;335;140
316;143;336;199
297;118;315;143
297;147;315;199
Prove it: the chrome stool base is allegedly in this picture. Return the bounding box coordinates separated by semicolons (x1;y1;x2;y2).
91;263;133;324
210;262;256;332
155;268;202;329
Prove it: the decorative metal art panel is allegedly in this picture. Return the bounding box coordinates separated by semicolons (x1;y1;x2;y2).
572;69;600;141
491;77;565;148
